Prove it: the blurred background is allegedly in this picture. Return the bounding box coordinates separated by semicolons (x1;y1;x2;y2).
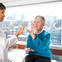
0;0;62;62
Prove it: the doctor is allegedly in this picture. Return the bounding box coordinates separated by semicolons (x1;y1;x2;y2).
0;3;25;62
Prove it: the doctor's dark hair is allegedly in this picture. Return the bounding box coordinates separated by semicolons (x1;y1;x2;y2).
35;15;45;23
0;3;6;10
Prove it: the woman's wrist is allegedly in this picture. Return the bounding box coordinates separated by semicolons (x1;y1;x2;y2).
31;33;36;40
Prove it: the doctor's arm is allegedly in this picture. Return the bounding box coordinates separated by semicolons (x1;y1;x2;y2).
16;22;25;37
6;22;25;48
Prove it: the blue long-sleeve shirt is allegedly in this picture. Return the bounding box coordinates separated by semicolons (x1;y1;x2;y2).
25;30;52;58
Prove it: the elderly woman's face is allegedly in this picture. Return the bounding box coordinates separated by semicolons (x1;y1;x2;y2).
33;17;44;30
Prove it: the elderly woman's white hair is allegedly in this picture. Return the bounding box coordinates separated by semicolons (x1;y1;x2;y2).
35;15;45;23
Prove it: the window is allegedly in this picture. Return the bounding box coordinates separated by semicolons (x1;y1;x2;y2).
1;1;62;48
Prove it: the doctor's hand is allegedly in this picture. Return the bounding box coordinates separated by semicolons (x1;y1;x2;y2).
26;48;34;54
16;22;25;37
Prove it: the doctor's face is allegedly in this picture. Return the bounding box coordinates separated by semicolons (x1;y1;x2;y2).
0;9;5;22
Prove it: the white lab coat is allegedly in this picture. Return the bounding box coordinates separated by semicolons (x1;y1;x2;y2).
0;29;18;62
